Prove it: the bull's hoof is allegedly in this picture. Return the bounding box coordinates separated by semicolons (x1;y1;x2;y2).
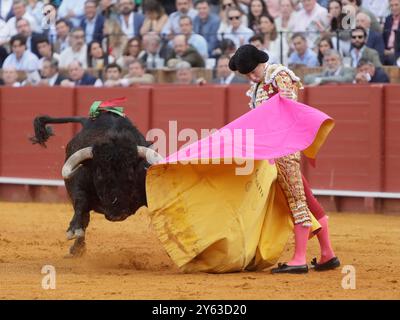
65;238;86;258
66;228;85;240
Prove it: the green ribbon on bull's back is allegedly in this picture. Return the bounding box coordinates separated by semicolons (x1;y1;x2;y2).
89;97;127;119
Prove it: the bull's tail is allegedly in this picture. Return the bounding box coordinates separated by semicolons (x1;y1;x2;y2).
30;116;87;147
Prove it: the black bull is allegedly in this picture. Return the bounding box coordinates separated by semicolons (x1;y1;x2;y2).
30;112;162;257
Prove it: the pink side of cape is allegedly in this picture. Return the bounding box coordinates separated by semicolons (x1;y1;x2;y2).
161;94;332;164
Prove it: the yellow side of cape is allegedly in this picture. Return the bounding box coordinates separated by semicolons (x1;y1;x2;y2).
146;160;320;273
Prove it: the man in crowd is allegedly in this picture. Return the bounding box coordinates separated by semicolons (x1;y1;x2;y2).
3;34;40;72
350;27;382;68
0;67;23;87
16;18;43;58
222;8;254;49
162;0;198;38
304;49;354;85
38;58;66;86
356;12;385;63
383;0;400;65
102;63;125;87
36;36;60;69
80;0;105;43
53;19;72;54
166;34;205;68
179;15;208;59
355;58;390;83
58;0;85;27
59;28;88;68
117;0;144;38
61;60;102;86
288;33;319;67
212;55;248;84
140;32;172;70
6;0;40;37
193;0;220;57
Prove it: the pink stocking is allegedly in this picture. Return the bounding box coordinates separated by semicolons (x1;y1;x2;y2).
287;224;310;266
317;216;336;264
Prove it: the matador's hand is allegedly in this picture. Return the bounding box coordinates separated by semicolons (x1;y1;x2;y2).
279;88;295;100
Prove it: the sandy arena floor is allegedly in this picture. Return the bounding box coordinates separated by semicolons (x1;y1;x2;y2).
0;202;399;300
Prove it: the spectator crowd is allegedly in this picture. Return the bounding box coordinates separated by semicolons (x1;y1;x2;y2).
0;0;399;87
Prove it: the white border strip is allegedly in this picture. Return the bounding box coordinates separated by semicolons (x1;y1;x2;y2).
312;189;400;199
0;177;400;199
0;177;64;187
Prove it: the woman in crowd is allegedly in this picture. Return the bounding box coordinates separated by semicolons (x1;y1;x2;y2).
102;19;128;61
116;36;144;69
259;14;288;65
140;0;168;36
87;40;112;78
248;0;270;33
317;36;334;66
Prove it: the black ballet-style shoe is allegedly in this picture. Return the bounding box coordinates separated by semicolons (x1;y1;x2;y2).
271;263;309;274
310;257;341;271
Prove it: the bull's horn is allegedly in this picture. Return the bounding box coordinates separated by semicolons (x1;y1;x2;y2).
137;146;163;165
62;147;93;179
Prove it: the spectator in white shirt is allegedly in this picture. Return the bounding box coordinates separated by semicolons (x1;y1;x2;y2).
58;0;85;27
0;18;11;46
36;36;60;69
0;0;13;21
161;0;198;38
221;7;254;48
179;15;209;59
3;34;40;72
289;0;329;48
59;27;88;68
117;0;145;39
6;0;40;37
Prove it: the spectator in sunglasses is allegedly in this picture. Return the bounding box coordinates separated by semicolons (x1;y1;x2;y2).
220;7;254;48
350;26;382;68
217;0;248;37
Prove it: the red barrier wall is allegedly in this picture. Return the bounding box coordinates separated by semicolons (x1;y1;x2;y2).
304;85;384;191
0;85;399;210
0;87;75;179
150;85;226;155
384;85;400;192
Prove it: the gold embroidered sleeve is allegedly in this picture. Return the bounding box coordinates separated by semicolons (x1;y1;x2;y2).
273;71;302;101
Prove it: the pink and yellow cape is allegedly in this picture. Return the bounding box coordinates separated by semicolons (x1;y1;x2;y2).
145;95;334;273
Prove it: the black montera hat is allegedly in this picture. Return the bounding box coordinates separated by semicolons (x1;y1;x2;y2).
229;44;269;74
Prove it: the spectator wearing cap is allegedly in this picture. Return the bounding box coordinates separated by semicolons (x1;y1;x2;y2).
61;60;102;87
221;7;254;49
179;15;209;59
6;0;40;37
356;12;385;63
59;27;88;68
117;0;145;39
383;0;400;65
58;0;85;28
193;0;220;57
212;54;248;84
161;0;198;38
355;58;390;83
166;34;205;68
80;0;105;44
38;58;66;86
350;26;382;68
304;49;354;85
288;33;319;67
3;34;40;72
